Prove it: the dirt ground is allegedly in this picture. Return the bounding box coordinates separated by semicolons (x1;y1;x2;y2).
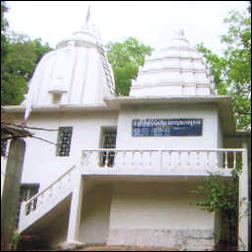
74;245;178;251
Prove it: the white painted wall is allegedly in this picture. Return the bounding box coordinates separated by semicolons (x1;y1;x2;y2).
109;182;214;230
108;181;215;250
116;104;219;150
2;103;225;250
79;184;112;244
18;111;118;189
3;103;223;191
217;114;223;148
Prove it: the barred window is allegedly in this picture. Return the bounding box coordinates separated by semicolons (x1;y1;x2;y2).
101;127;117;149
56;127;73;157
99;127;117;167
16;184;40;225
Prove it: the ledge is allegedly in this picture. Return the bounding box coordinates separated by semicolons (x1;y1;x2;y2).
3;95;236;134
104;95;231;105
104;95;235;134
2;103;118;113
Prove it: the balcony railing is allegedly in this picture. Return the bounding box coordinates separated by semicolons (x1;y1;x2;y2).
80;148;243;176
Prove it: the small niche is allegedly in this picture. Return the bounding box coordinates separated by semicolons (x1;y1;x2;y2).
52;93;62;105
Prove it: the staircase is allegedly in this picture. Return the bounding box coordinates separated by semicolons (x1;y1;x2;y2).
18;165;76;233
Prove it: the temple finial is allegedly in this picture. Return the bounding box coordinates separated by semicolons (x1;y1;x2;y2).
173;28;185;39
85;5;91;25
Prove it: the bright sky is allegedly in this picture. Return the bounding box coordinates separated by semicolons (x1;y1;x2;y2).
6;1;248;55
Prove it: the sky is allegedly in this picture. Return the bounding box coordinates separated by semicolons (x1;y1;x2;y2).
5;1;248;55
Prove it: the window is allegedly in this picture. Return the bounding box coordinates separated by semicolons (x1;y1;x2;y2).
101;127;117;149
99;127;117;167
56;127;73;156
16;184;40;226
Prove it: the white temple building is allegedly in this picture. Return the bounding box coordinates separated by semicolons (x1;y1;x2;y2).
1;18;250;251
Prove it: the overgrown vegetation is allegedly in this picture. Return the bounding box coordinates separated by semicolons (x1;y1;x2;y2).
195;156;251;251
11;231;21;251
196;168;241;250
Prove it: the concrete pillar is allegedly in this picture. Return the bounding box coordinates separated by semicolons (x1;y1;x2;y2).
66;167;84;244
238;143;249;251
1;138;26;251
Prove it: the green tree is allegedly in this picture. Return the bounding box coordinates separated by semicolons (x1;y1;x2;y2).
197;43;228;95
1;2;52;106
197;4;251;130
1;1;9;63
221;8;251;130
196;169;240;249
106;37;152;96
1;33;51;105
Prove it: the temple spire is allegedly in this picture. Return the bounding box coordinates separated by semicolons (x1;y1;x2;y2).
85;5;91;26
173;27;185;39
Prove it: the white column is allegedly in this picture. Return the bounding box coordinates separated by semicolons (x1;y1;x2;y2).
66;167;84;243
238;143;249;251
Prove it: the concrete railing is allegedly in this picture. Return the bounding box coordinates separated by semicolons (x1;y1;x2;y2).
80;148;243;176
18;165;76;232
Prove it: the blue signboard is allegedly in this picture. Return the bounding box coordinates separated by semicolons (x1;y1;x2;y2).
132;119;203;136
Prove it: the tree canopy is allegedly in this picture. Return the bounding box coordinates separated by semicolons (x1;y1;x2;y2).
197;3;251;130
1;1;8;63
1;2;51;106
106;37;152;96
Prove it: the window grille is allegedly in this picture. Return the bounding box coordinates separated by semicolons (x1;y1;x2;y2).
101;128;117;149
56;127;73;157
100;127;117;167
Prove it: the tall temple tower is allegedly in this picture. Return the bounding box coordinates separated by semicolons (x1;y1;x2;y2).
23;22;115;109
130;29;215;97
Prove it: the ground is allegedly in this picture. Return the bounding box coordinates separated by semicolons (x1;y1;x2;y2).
74;245;178;251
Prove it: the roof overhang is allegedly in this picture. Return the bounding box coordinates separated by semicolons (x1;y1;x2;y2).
2;103;118;114
104;95;231;106
3;95;236;135
104;95;236;135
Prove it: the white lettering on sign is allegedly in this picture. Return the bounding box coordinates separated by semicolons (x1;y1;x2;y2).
132;119;203;137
